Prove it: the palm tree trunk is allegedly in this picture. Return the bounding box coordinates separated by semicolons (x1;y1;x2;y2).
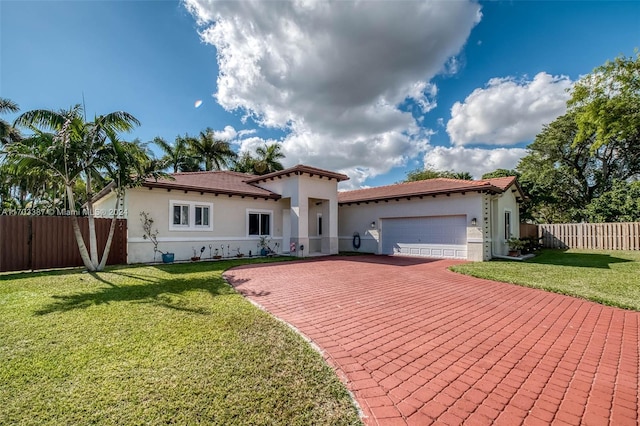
97;192;122;271
66;184;95;271
85;172;99;266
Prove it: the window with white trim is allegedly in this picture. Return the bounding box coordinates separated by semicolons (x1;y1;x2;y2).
195;205;210;226
169;200;213;231
247;210;271;236
504;210;512;240
173;204;189;226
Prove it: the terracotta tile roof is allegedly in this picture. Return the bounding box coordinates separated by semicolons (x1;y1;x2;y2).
484;176;516;191
338;177;518;204
245;164;350;183
143;171;280;199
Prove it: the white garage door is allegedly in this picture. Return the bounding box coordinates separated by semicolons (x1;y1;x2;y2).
381;215;467;259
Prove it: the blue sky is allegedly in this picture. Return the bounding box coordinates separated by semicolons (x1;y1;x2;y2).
1;0;638;189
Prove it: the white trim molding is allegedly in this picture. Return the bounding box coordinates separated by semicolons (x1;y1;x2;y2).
130;236;284;243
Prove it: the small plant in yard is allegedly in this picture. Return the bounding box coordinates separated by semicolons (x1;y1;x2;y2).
258;235;275;256
507;237;526;255
520;236;542;254
140;211;172;262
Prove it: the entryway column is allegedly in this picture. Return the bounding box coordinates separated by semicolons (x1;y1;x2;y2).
290;193;309;257
320;199;339;255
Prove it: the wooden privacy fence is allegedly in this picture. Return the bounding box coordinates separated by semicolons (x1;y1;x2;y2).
0;216;127;272
538;222;640;250
519;223;538;239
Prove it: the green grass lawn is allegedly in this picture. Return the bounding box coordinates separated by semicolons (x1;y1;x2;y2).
0;259;362;425
451;249;640;311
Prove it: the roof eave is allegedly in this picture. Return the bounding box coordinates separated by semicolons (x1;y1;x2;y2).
338;185;501;205
142;181;281;200
246;165;350;184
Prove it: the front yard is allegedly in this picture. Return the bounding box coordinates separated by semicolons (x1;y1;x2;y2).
451;249;640;311
0;259;361;425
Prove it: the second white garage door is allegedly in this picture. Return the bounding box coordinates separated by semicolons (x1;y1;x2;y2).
381;215;467;259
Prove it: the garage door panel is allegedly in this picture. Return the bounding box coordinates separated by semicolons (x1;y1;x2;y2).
382;216;467;260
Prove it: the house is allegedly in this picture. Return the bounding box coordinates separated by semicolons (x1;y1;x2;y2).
93;165;524;263
338;176;524;261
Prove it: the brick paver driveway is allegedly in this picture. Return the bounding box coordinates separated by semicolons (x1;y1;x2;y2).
224;255;639;425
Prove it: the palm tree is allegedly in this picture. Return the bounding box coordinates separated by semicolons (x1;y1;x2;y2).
189;128;236;171
96;133;167;269
254;143;285;175
231;151;257;174
1;135;63;209
9;105;150;271
0;98;21;207
153;135;199;173
0;98;21;144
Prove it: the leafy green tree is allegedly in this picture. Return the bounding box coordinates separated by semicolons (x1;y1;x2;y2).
188;128;236;171
570;52;640;157
482;169;519;179
403;167;472;182
517;112;598;223
232;151;257;173
9;105;157;271
585;180;640;223
517;54;640;224
254;143;285;175
449;171;473;180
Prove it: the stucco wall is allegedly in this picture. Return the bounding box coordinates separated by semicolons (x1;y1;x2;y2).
491;188;521;256
121;187;286;263
338;192;484;260
257;174;340;255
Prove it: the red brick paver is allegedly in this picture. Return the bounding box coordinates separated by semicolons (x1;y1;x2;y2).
224;256;640;425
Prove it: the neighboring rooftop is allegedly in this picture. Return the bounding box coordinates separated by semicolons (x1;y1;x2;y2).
338;176;520;204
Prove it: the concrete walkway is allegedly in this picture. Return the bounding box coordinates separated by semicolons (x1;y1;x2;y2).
224;256;639;425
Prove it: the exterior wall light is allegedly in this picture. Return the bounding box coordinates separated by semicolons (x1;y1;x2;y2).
471;218;477;226
370;221;376;229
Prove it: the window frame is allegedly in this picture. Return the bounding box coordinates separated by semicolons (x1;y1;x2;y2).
172;204;190;227
504;209;512;240
195;205;210;227
246;209;273;237
169;200;213;231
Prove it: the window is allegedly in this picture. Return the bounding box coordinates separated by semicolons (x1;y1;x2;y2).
317;214;323;236
504;210;512;239
248;210;271;236
173;204;189;226
195;206;209;226
169;200;213;231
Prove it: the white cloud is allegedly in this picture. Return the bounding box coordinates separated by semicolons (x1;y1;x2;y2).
211;125;237;141
183;0;481;184
447;72;572;146
237;129;257;138
424;145;527;179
